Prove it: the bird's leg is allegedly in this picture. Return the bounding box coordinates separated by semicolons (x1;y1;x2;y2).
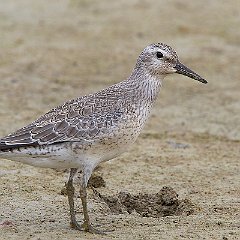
77;167;105;234
66;166;105;234
66;168;82;230
79;183;105;234
79;184;90;230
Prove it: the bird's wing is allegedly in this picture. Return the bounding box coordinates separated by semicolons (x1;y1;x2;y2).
0;92;125;150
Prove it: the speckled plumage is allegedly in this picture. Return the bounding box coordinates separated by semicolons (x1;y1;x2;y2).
0;43;207;233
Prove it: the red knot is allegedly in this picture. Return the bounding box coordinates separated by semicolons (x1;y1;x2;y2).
0;43;207;234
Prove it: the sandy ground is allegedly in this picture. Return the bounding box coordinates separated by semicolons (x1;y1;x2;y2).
0;0;239;239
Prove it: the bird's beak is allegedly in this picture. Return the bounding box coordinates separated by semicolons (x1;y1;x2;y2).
174;62;207;84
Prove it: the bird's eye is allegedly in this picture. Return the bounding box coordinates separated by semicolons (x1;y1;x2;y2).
156;51;163;59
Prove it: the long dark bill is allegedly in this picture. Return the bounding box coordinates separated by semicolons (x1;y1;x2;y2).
174;62;207;84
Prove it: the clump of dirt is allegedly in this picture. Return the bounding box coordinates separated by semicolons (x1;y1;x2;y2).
99;186;196;217
88;174;106;188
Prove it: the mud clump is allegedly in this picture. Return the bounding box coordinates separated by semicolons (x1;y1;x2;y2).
99;186;196;217
88;174;106;188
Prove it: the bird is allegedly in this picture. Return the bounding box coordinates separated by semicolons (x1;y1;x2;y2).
0;43;207;234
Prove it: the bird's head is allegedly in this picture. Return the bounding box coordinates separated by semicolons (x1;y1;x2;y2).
137;43;207;84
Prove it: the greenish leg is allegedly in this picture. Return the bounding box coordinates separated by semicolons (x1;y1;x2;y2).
66;168;83;231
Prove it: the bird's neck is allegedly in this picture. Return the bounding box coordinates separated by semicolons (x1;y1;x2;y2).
124;66;163;104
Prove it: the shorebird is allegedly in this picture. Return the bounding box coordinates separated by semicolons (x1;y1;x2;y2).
0;43;207;234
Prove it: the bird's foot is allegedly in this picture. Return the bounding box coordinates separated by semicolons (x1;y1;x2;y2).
70;220;106;234
70;219;83;231
81;221;106;235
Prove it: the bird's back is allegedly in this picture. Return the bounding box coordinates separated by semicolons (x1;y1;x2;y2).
0;78;157;155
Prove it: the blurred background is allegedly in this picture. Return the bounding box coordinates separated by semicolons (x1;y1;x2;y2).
0;1;239;239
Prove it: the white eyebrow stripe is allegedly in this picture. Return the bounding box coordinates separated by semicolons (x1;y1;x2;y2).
159;50;168;56
150;48;169;57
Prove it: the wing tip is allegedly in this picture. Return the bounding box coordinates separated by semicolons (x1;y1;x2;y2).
0;140;39;152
